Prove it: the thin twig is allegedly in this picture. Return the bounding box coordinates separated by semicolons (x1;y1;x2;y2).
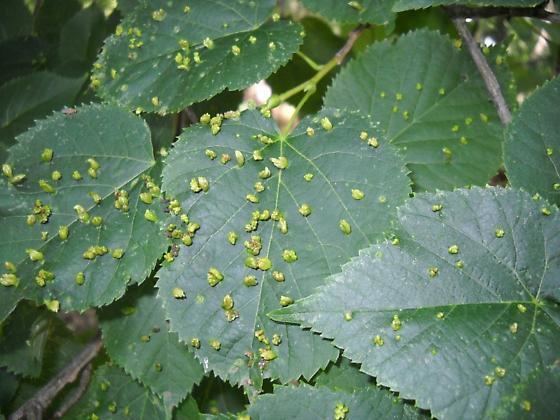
9;337;102;420
447;5;560;23
452;18;512;125
335;24;369;64
52;364;93;419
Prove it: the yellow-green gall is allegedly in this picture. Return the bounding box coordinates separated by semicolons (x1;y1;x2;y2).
4;261;16;273
282;249;298;263
279;295;293;307
210;339;221;350
235;150;245;167
448;245;459;254
2;164;13;178
271;156;288;169
1;273;19;287
320;117;333;131
72;170;82;180
495;228;505;238
207;267;224;286
144;209;158;222
227;231;238;245
26;248;44;262
373;335;384;347
272;271;285;282
244;275;258;287
111;248;125;259
351;189;364;200
222;294;234;310
257;257;272;271
39;179;55;193
172;287;186;299
41;148;53;162
44;299;60;313
428;267;439;278
339;219;351;235
231;45;241;56
75;272;85;285
298;203;312;217
58;225;69;240
51;170;62;181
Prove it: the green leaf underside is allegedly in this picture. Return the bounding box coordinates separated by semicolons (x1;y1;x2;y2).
66;364;167;419
100;282;204;411
324;30;507;191
94;0;303;113
301;0;396;25
505;77;560;206
0;72;84;157
0;303;49;378
158;109;411;387
271;187;560;419
0;104;166;320
393;0;543;12
248;384;426;419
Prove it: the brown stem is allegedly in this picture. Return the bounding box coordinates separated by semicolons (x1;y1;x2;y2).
447;5;560;23
335;24;369;64
52;364;93;418
452;18;512;125
9;337;102;420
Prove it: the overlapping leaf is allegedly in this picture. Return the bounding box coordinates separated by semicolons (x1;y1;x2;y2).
158;109;411;388
272;187;560;419
0;72;84;160
100;282;204;411
0;303;50;378
301;0;396;25
94;0;303;113
313;358;375;392
505;77;560;206
0;104;167;321
324;30;509;191
393;0;542;11
248;384;426;419
66;364;167;419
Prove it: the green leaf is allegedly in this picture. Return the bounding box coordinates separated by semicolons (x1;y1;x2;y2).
491;365;560;419
324;30;508;191
0;0;32;42
271;187;560;419
301;0;396;25
393;0;542;12
0;303;50;378
0;104;166;321
248;384;426;419
0;72;84;160
57;6;111;76
505;77;560;206
0;36;46;86
158;109;411;388
94;0;303;113
100;281;204;411
313;358;374;392
67;364;167;419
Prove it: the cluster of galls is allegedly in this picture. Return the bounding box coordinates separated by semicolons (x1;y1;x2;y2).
250;328;282;370
200;110;241;136
2;163;26;185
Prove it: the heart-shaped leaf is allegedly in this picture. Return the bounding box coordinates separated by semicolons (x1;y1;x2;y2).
100;281;204;411
157;109;411;389
324;30;510;191
93;0;303;113
505;77;560;206
0;104;167;321
272;187;560;419
248;384;426;419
